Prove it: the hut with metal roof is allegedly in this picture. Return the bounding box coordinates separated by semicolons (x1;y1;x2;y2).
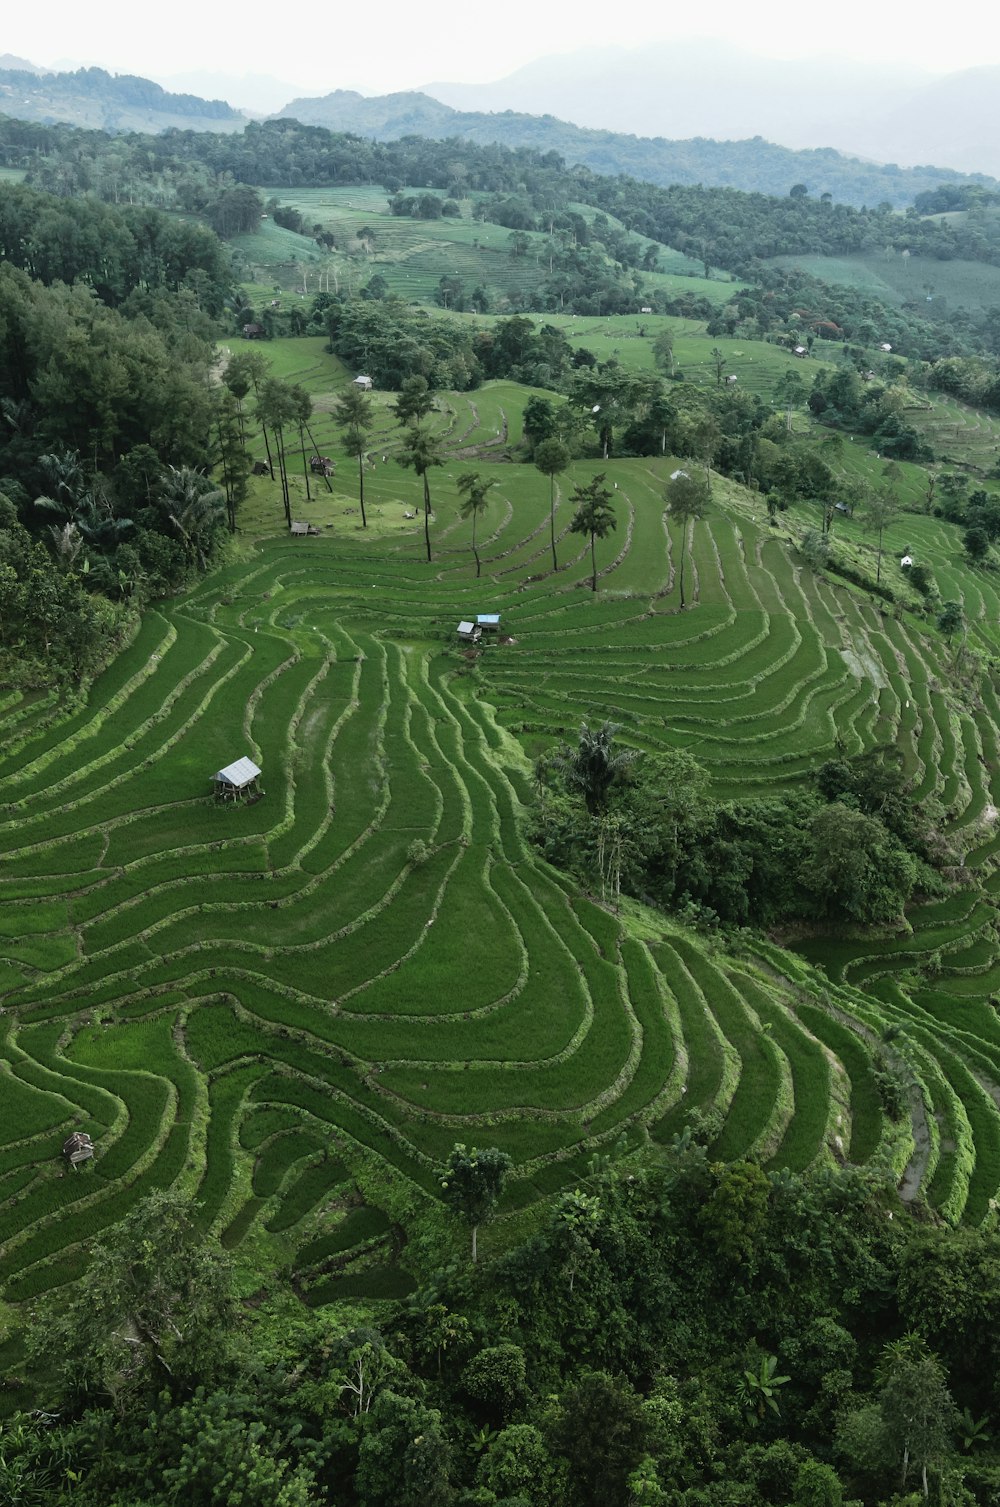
63;1131;94;1168
476;613;501;635
213;756;262;803
457;620;482;643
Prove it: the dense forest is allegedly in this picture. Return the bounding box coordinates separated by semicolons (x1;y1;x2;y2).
8;1161;1000;1507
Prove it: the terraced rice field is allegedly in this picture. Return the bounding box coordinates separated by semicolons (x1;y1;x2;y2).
5;422;1000;1313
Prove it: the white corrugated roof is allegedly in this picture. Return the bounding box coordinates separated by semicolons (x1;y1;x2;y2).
215;757;261;786
457;621;476;634
477;614;501;626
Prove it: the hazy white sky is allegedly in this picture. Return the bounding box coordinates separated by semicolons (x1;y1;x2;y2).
7;0;1000;95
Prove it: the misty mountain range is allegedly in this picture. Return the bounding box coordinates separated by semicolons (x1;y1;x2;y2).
3;41;999;190
424;40;1000;177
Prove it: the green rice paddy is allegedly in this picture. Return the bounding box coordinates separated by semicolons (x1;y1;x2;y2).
5;357;1000;1311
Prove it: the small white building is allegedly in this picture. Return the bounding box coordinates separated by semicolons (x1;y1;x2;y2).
353;374;374;391
214;756;263;802
879;343;893;353
900;555;914;568
457;620;482;643
669;469;690;482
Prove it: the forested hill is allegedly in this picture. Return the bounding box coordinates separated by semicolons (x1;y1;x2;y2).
0;50;994;207
9;113;1000;284
0;64;244;134
275;88;998;209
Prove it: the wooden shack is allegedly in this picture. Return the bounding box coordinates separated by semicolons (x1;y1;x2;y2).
476;613;501;636
290;521;320;537
63;1131;94;1168
457;620;482;644
213;756;263;803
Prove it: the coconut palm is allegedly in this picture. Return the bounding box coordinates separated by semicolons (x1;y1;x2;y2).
554;720;638;816
534;437;570;572
397;426;443;563
456;471;497;577
334;386;374;528
160;467;226;571
568;473;616;591
664;472;710;609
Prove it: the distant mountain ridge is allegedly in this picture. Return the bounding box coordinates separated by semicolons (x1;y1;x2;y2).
0;63;245;133
274;89;997;208
2;47;997;205
422;40;1000;179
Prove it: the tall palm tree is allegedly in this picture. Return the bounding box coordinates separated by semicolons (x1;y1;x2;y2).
397;426;443;563
534;438;570;572
255;378;299;527
456;471;497;577
333;386;375;528
568;473;616;591
664;472;710;609
555;720;637;816
160;467;226;571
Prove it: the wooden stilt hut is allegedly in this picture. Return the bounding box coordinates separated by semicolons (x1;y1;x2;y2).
213;757;263;803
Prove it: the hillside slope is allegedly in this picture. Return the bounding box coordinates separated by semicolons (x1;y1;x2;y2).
274;89;996;208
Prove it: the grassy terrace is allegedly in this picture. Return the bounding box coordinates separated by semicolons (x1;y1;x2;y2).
5;343;1000;1314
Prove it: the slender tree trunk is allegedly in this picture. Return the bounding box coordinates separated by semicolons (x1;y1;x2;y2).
358;451;367;529
471;1224;478;1263
216;415;235;532
304;420;334;492
591;531;597;591
472;515;480;577
679;531;687;609
274;426;291;526
423;472;432;563
260;416;275;479
299;422;311;501
550;476;558;571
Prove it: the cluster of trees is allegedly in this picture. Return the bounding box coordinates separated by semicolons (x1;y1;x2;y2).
0;182;231;313
322;300;586;392
708;266;986;364
8;1148;1000;1506
922;352;1000;410
0;492;129;686
805;365;933;461
0;221;240;682
532;730;948;930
